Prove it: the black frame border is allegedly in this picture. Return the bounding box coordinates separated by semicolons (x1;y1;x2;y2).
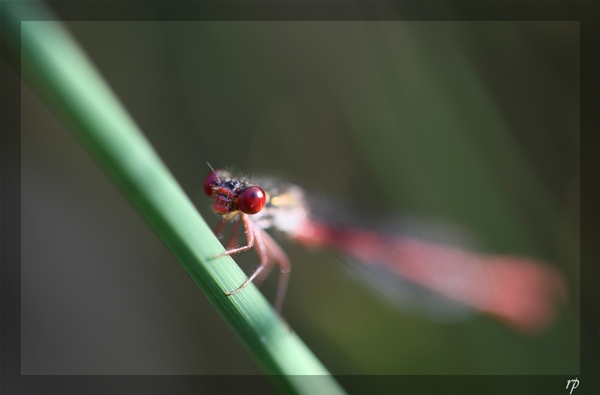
2;1;597;394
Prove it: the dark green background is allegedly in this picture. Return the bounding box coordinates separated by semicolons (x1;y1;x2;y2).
21;21;579;379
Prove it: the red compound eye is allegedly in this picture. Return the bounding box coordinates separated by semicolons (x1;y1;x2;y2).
203;171;220;196
237;186;266;214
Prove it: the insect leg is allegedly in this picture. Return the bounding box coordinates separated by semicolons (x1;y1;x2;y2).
213;217;229;237
261;231;291;314
217;214;256;257
227;215;273;295
226;219;242;250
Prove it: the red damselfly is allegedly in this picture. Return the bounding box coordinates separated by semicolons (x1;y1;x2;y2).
203;168;566;332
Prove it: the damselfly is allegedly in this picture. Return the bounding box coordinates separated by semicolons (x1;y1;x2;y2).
204;168;565;332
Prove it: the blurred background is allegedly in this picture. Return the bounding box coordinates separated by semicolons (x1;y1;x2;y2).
21;20;580;382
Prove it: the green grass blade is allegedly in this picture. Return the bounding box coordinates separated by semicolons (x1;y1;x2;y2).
4;3;346;394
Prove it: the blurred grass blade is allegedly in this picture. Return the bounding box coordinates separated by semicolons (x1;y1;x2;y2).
3;2;347;393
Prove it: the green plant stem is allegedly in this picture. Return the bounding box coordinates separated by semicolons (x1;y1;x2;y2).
3;2;346;394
